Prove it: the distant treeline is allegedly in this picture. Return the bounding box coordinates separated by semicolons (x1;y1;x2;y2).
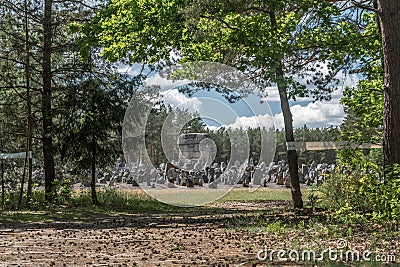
145;103;340;167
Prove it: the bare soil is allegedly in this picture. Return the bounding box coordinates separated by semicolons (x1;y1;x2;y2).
0;200;397;267
0;200;299;267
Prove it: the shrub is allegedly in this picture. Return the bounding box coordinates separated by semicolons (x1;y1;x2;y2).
317;162;400;223
360;164;400;222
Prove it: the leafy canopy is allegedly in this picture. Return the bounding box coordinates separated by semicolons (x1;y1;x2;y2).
75;0;377;101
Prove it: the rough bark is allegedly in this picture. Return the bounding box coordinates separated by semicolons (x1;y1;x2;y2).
25;0;33;207
276;63;303;209
91;134;99;205
18;0;33;209
42;0;56;199
377;0;400;165
18;145;27;209
1;160;4;209
1;138;4;209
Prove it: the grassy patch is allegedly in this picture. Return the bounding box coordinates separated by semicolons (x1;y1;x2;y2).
0;187;295;223
0;188;185;223
70;188;184;213
219;187;294;202
0;211;58;223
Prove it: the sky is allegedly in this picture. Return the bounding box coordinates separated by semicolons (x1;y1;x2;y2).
120;63;359;130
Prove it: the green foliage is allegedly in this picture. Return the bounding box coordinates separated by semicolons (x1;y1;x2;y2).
5;180;73;209
77;0;378;100
92;187;176;212
51;179;73;204
338;12;383;156
318;169;370;223
337;147;383;169
341;79;383;144
266;221;286;234
180;0;374;99
56;69;131;172
338;77;383;168
71;0;186;64
0;3;34;162
305;185;320;210
359;164;400;222
0;0;127;208
318;163;400;223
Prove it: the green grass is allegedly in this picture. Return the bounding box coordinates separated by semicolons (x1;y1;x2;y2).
0;187;295;223
0;210;94;223
0;188;181;223
220;187;293;202
72;188;183;213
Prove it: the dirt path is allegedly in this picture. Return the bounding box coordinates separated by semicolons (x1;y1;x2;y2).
0;201;296;267
1;200;397;266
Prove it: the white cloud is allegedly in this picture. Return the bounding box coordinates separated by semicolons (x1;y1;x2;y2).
206;113;275;130
160;89;202;113
273;101;345;129
256;65;358;129
205;125;220;131
230;114;275;129
205;100;345;130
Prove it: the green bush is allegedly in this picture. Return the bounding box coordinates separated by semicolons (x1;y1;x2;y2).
318;170;370;223
360;164;400;222
317;162;400;223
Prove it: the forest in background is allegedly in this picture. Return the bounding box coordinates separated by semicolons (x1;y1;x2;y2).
144;103;344;167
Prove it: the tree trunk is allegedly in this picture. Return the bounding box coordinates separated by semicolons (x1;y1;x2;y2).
1;138;4;209
377;0;400;165
1;160;4;210
42;0;56;200
270;11;303;209
18;145;28;209
26;144;33;206
91;134;99;205
276;64;303;209
25;0;33;207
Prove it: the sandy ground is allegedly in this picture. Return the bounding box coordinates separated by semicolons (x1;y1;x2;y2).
0;200;297;267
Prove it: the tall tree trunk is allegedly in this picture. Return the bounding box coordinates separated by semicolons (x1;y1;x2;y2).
24;0;33;207
377;0;400;165
91;134;99;205
276;63;303;209
270;11;303;209
42;0;56;199
18;144;28;209
1;138;4;209
1;160;4;210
